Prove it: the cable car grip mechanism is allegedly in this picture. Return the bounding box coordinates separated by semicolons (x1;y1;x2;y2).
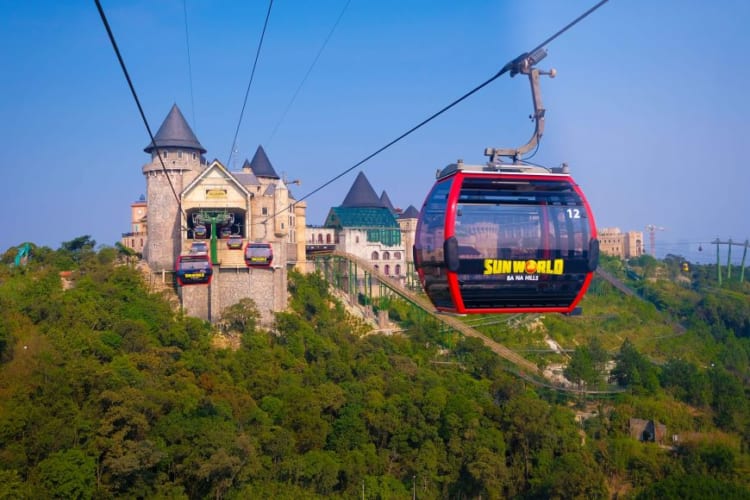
484;48;557;167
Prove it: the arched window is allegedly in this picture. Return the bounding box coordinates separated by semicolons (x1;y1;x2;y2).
384;264;391;275
326;234;331;244
140;238;143;247
394;251;401;260
395;264;401;275
383;251;390;260
374;264;379;271
317;234;323;243
131;239;135;247
371;251;379;260
355;236;360;243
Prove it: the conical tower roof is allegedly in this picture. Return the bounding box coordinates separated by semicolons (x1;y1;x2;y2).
380;191;396;213
144;104;206;153
341;172;384;208
249;145;280;179
400;205;420;219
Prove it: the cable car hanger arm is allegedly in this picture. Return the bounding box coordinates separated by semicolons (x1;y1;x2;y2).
485;48;557;165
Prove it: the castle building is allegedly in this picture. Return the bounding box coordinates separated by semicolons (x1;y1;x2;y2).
305;172;419;284
121;195;147;255
598;227;644;259
132;104;306;324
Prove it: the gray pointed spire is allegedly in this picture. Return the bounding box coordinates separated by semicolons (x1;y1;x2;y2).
400;205;420;219
380;190;396;213
249;145;280;179
341;172;384;208
144;104;206;154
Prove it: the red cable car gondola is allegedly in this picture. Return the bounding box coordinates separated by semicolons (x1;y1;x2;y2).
244;243;273;267
175;254;213;286
414;163;598;314
413;49;599;314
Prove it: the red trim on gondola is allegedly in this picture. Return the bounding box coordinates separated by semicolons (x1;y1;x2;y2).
415;169;598;314
175;254;213;286
443;174;465;312
244;243;273;268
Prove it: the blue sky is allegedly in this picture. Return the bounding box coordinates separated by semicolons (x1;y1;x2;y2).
2;0;749;263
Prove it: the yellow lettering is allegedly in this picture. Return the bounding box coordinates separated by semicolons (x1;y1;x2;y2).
552;259;564;275
482;258;566;275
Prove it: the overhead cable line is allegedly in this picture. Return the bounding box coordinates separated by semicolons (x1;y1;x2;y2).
265;0;352;146
227;0;275;168
94;0;186;222
183;0;197;133
263;0;611;224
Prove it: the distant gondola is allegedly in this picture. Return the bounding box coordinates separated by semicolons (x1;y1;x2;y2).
175;254;213;286
227;235;244;249
194;225;207;239
244;243;273;267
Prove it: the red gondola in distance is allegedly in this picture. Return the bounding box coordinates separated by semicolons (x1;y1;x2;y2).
414;162;599;314
175;254;213;286
244;243;273;268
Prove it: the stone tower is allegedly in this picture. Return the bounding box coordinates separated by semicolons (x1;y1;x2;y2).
142;104;206;271
398;205;420;263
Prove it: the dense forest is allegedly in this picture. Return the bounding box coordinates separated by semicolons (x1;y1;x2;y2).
0;240;748;499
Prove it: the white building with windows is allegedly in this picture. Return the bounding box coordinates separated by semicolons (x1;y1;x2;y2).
306;172;418;282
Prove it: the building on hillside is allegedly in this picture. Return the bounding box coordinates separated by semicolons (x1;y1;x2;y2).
306;172;410;283
121;195;147;255
599;227;644;259
629;418;667;444
624;230;644;259
131;104;307;324
599;228;625;258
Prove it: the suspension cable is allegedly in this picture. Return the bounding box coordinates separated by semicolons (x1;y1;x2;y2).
266;0;352;146
183;0;197;133
227;0;275;168
94;0;186;221
263;0;611;224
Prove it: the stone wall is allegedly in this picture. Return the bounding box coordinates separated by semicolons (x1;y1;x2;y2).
178;265;287;326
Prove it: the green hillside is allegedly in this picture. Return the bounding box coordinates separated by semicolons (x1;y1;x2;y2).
0;242;748;499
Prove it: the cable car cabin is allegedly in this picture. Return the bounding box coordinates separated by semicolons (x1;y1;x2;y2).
175;254;213;286
244;243;273;267
414;165;599;314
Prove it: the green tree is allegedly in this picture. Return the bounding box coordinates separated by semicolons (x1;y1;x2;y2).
637;474;750;499
534;452;608;499
220;298;260;334
35;449;95;499
564;346;599;388
611;339;659;393
659;358;710;406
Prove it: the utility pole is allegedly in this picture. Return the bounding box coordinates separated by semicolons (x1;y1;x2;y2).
712;238;750;285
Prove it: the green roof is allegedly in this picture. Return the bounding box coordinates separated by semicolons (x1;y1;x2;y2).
325;206;401;246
